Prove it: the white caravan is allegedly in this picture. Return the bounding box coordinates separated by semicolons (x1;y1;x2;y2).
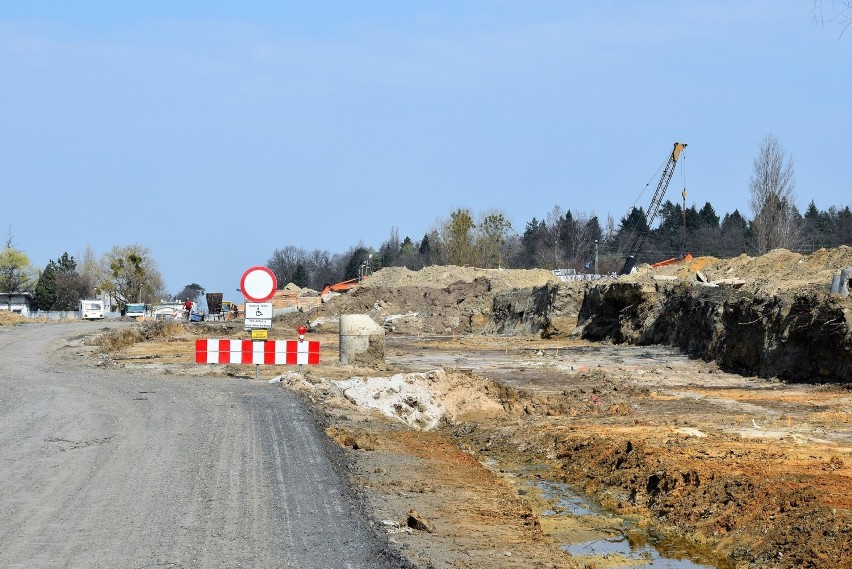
80;299;105;320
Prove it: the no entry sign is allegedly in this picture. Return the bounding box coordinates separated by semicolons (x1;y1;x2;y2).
240;266;278;302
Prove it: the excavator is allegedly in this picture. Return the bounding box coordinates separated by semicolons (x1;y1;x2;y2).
320;277;362;298
618;142;688;276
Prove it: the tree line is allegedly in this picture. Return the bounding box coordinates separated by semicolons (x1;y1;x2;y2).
0;238;168;312
2;135;850;303
265;135;851;289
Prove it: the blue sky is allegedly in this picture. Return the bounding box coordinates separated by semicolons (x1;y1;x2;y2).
2;1;850;298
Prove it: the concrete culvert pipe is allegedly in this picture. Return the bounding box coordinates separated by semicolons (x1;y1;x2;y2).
832;273;843;294
339;314;385;364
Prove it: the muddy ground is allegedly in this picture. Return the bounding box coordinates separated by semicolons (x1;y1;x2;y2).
66;247;852;568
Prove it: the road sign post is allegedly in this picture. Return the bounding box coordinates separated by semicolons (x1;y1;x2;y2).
240;267;276;331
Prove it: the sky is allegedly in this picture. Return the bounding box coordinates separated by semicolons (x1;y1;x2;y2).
2;1;850;299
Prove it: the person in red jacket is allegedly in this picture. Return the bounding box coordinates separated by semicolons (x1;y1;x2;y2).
183;299;192;319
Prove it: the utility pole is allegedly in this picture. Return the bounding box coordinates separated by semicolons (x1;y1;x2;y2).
681;188;687;256
594;239;599;276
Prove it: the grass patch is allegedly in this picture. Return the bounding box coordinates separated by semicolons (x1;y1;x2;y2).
0;311;29;326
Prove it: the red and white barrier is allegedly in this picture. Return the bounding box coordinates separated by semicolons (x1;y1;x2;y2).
195;339;320;365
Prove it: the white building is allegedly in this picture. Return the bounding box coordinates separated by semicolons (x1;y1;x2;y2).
0;292;35;317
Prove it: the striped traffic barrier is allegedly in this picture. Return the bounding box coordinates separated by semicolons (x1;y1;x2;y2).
195;339;320;365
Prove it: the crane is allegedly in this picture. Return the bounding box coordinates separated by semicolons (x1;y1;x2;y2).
618;142;687;276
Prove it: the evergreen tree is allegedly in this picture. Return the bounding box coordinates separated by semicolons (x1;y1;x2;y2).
33;261;58;310
292;263;309;288
343;247;372;281
56;252;77;272
720;210;749;256
400;236;416;257
519;217;547;268
698;202;720;229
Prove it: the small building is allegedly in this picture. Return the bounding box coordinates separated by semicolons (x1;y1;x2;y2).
0;292;35;317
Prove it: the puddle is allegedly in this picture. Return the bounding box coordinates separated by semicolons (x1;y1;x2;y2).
564;531;715;568
527;477;722;568
533;480;599;516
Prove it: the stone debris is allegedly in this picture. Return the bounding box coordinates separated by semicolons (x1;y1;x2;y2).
406;509;434;533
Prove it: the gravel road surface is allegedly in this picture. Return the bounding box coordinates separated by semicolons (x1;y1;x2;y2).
0;323;404;569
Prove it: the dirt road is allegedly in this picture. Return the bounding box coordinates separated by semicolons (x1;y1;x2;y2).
0;323;405;568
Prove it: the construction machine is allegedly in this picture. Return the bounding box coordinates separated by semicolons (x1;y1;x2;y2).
618;142;687;276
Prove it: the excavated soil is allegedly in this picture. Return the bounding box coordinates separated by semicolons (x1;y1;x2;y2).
80;247;852;568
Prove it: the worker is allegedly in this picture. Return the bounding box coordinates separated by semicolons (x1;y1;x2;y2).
183;298;193;319
231;303;239;319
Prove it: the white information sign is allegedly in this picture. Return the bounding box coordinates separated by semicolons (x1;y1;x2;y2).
245;302;273;319
244;302;273;329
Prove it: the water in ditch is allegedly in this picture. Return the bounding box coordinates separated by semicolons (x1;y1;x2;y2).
530;479;722;568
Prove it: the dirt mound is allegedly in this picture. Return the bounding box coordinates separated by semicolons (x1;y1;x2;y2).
643;246;852;294
289;266;562;336
362;265;558;291
285;369;507;430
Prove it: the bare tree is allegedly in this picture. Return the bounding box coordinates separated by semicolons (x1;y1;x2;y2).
813;0;852;36
78;245;101;298
545;205;565;269
749;134;800;253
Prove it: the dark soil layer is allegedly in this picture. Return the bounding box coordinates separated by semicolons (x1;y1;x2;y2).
575;281;851;382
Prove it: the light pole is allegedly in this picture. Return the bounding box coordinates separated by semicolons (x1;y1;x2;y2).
594;239;599;276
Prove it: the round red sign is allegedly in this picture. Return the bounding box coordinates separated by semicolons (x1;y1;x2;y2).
240;266;278;303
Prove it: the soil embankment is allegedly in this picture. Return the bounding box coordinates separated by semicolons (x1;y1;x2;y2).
575;248;852;382
303;248;852;382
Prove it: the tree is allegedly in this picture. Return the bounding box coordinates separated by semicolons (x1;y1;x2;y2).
98;244;165;309
801;201;834;249
749;134;799;253
0;232;35;299
518;217;547;269
438;209;476;266
475;211;512;268
177;283;205;302
343;247;373;281
544;205;566;269
33;261;58;311
418;233;435;267
267;245;302;287
813;0;852;36
292;263;309;288
53;270;88;311
719;210;749;256
698;202;720;229
378;227;401;268
615;207;649;253
398;236;422;269
56;252;77;272
78;246;101;299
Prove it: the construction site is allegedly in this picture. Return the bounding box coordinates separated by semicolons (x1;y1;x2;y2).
81;245;852;569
